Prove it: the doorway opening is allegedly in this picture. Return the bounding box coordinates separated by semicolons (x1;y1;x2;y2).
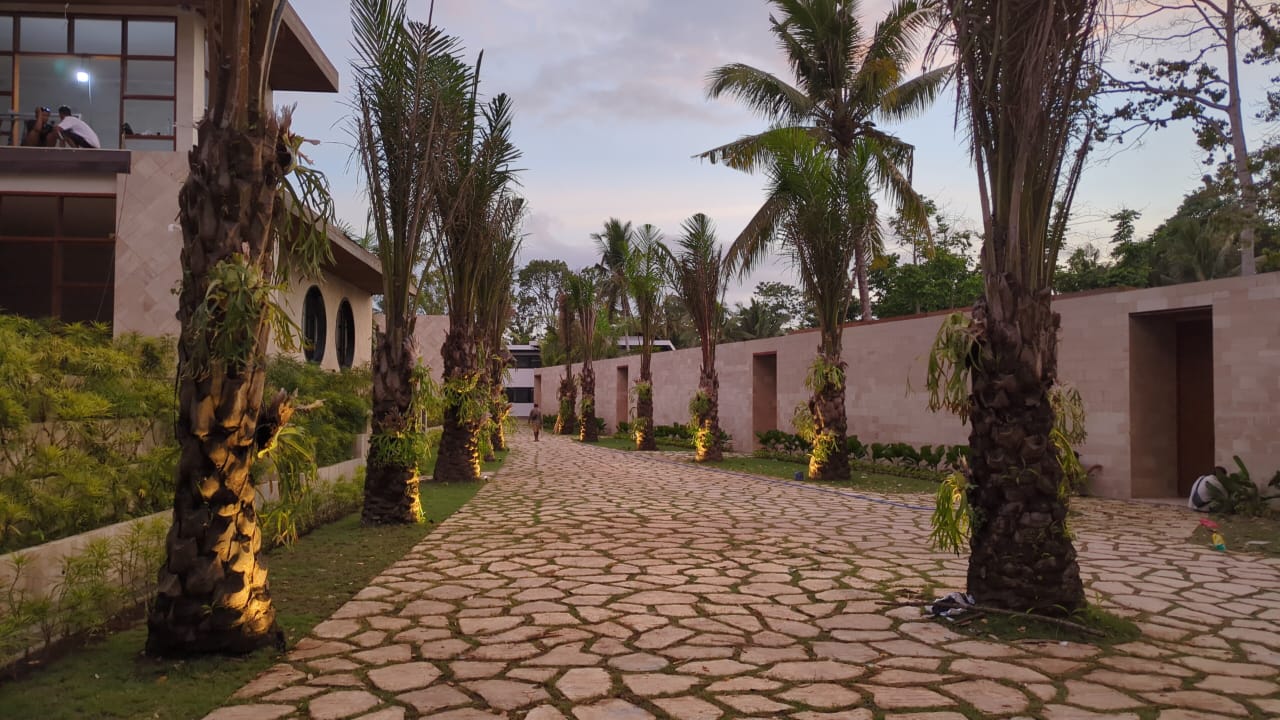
752;353;778;449
1129;308;1214;498
616;365;630;432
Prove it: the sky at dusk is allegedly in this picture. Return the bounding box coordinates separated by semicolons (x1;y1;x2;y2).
276;0;1275;303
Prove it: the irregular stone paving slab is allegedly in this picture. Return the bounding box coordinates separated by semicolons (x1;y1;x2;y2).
210;431;1280;719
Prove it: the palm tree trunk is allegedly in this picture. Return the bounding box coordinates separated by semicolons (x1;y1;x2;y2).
364;328;423;523
579;365;598;442
694;356;723;462
555;363;576;435
854;248;874;321
434;326;482;483
965;275;1085;614
635;350;657;451
146;120;286;657
808;331;849;481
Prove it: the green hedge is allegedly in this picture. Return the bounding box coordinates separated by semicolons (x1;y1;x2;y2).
265;358;372;467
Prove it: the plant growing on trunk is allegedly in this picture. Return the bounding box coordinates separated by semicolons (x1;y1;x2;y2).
554;291;577;435
928;0;1104;614
701;0;945;320
351;0;469;522
565;271;602;442
625;224;668;450
727;129;879;480
431;92;523;483
147;0;334;656
667;213;729;462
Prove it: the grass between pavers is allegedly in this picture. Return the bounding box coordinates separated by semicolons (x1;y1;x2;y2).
947;603;1141;647
1190;512;1280;557
707;455;939;494
0;480;487;720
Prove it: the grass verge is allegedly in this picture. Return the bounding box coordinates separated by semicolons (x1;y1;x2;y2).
0;480;486;720
1189;512;1280;558
708;455;939;494
590;436;690;452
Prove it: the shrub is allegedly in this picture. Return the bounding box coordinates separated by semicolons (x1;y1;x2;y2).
266;357;372;466
1207;457;1280;516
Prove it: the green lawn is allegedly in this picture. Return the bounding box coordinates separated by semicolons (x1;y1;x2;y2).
590;436;692;452
0;480;486;720
707;455;939;494
1190;512;1280;558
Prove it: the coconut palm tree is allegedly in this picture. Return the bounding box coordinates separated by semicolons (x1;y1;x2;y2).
667;213;729;462
350;0;469;523
592;218;634;324
564;270;602;442
625;224;668;450
553;290;577;435
935;0;1103;613
432;93;523;484
702;0;945;320
147;0;333;655
742;129;881;480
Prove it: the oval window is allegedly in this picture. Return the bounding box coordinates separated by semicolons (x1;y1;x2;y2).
336;299;355;369
303;286;326;363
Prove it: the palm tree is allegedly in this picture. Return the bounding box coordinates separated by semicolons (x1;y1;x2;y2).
702;0;946;320
432;92;523;484
552;290;578;435
350;0;468;523
477;199;524;456
564;270;602;442
725;299;785;341
147;0;334;656
936;0;1102;613
747;129;880;480
592;218;634;324
667;214;729;462
625;224;668;450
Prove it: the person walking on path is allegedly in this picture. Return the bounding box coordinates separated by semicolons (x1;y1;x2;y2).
529;403;542;442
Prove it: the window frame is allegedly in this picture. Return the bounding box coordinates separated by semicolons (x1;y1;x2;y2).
1;12;177;149
335;298;355;369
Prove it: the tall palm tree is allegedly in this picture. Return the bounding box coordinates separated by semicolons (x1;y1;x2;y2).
432;92;523;484
937;0;1102;613
553;290;577;435
625;224;668;450
743;129;881;480
702;0;946;320
667;214;729;462
148;0;333;655
564;271;602;442
592;218;634;324
350;0;468;523
477;199;524;456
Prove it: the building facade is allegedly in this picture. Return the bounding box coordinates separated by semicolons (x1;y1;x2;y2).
0;2;378;370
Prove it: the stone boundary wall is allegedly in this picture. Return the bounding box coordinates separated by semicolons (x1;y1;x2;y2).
530;274;1280;500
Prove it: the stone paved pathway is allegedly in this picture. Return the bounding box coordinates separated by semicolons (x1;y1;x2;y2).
210;432;1280;720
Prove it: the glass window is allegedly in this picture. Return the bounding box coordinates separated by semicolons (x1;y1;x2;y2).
0;56;12;93
60;285;113;324
122;137;173;151
506;387;534;404
74;18;121;55
126;20;174;56
62;197;115;237
0;195;56;237
335;300;355;369
0;16;12;52
19;17;67;53
303;286;327;363
20;56;122;149
123;98;172;137
61;241;115;284
125;59;173;96
0;242;53;318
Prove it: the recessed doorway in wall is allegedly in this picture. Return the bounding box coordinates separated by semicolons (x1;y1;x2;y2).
616;365;630;431
1129;307;1214;498
752;352;779;449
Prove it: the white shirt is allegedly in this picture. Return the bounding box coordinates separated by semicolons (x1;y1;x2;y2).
57;116;101;148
